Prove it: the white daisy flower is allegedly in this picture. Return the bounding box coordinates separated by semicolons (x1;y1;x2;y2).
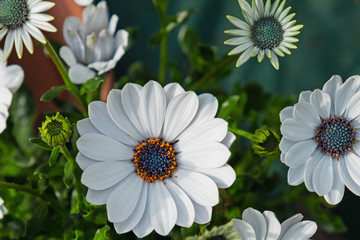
0;49;24;134
224;0;303;69
76;80;236;237
0;197;7;219
60;1;128;84
0;0;57;61
232;207;317;240
280;75;360;205
74;0;93;7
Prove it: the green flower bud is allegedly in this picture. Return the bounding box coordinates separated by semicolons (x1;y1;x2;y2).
39;112;72;147
186;221;240;240
252;126;280;157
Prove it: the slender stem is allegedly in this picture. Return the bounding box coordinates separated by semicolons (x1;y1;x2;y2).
189;55;238;90
43;39;88;116
60;144;81;190
230;127;254;140
60;144;73;162
0;182;44;200
158;30;169;85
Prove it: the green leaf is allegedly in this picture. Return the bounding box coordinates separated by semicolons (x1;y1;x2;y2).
24;204;48;237
178;26;200;56
218;95;241;119
29;138;53;151
63;160;73;188
80;77;104;95
93;225;110;240
198;45;215;62
152;0;168;18
40;85;67;102
37;177;48;194
49;146;61;166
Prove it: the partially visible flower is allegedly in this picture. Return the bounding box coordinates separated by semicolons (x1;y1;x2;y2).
186;221;240;240
232;208;317;240
252;126;280;157
0;197;7;219
39;112;72;147
74;0;93;7
0;0;56;61
76;80;236;237
0;49;24;134
60;1;128;84
224;0;303;69
280;75;360;205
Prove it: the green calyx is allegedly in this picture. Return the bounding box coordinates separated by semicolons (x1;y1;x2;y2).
252;126;280;157
0;0;28;29
39;112;72;147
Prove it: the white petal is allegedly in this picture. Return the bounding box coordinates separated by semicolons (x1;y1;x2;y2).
107;173;143;222
242;208;267;240
24;22;46;43
29;19;56;32
30;1;55;13
0;88;12;108
165;180;195;227
225;37;251;45
59;46;77;66
343;151;360;187
280;221;317;240
69;64;95;84
279;214;303;239
193;201;212;224
280;106;293;123
322;75;342;115
139;81;166;138
232;219;256;240
279;137;296;153
3;31;15;61
81;161;134;190
88;101;138;146
86;183;120;205
324;161;344;205
236;47;252;67
293;102;320;128
270;51;279;70
304;150;323;192
163;92;199;142
310;90;331;119
264;211;281;240
190;93;218;125
280;118;314;141
108;15;119;36
173;168;218;206
132;200;154;238
228;42;252;55
285;139;316;168
335;75;360;116
288;164;305;186
149;183;177;236
76;152;98;170
77;133;133;161
221;131;236;148
14;29;23;59
312;156;333;196
344;90;360;120
226;15;250;30
76;118;100;136
339;155;360;196
298;90;311;103
74;0;93;6
164;82;185;104
107;89;144;141
0;65;24;93
177;142;230;168
114;183;148;234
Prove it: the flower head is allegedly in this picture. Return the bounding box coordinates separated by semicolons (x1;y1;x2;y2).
225;0;303;69
39;112;72;147
186;221;240;240
280;75;360;205
60;1;128;84
0;49;24;134
252;126;280;157
76;80;236;237
0;0;56;61
232;208;317;240
0;197;7;219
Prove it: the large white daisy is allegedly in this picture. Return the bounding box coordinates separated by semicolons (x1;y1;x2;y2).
0;0;56;61
232;208;317;240
225;0;303;69
60;1;128;84
76;80;236;237
280;75;360;205
0;49;24;134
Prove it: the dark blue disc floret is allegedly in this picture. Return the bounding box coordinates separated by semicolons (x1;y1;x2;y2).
315;116;357;159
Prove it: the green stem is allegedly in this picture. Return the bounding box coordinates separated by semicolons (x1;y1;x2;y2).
158;30;169;85
189;55;238;90
60;144;81;190
229;127;254;140
43;39;88;116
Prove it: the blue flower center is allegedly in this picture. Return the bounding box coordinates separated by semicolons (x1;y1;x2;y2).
0;0;29;29
133;138;177;182
315;116;357;159
251;17;284;50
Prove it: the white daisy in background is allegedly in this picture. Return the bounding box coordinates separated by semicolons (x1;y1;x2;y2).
76;80;236;237
280;75;360;205
0;0;56;61
74;0;93;7
60;1;128;84
0;49;24;134
224;0;303;69
0;197;7;219
232;208;317;240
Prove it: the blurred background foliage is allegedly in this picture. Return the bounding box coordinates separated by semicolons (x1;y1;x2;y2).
1;0;360;239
